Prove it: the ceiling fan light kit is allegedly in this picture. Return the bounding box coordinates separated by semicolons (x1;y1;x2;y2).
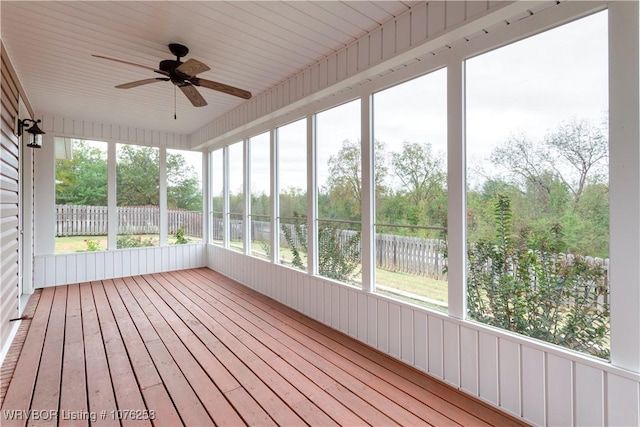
93;43;252;109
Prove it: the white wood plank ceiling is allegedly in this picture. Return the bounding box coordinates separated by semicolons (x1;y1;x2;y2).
1;1;419;135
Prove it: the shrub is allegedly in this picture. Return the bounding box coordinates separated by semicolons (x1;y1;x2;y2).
173;226;188;245
282;212;361;283
467;194;610;359
117;234;155;248
83;239;101;252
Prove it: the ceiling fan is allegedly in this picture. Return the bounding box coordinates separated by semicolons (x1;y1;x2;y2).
93;43;252;108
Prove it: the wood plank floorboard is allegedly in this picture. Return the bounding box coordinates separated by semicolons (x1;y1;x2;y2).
1;268;528;426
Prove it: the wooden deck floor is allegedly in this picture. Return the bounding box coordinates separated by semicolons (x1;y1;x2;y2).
1;268;526;426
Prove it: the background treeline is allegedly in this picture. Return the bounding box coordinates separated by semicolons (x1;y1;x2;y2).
228;117;608;258
56;143;203;212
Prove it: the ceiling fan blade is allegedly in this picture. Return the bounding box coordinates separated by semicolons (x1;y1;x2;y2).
194;78;252;100
176;58;210;77
180;84;208;107
115;78;170;89
92;54;170;76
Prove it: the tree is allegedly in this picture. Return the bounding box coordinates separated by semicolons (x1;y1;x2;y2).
167;151;202;211
57;141;202;211
56;140;108;206
116;145;161;206
391;142;445;206
490;133;550;195
116;145;202;210
491;119;608;204
543;118;608;203
322;139;387;220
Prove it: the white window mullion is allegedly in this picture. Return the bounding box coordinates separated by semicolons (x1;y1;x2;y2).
223;145;230;248
202;151;208;244
270;129;279;264
107;141;117;250
243;139;251;255
447;59;466;320
307;114;318;275
360;93;374;293
159;147;167;246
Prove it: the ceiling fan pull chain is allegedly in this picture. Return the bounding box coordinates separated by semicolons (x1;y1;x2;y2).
174;85;177;120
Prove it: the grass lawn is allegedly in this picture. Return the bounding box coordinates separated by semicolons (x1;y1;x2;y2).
55;234;200;253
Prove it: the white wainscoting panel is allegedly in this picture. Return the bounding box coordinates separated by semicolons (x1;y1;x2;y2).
521;346;545;426
34;244;205;287
460;326;479;395
207;245;640;426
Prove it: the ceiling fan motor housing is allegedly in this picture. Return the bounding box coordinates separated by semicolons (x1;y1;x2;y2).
159;59;190;84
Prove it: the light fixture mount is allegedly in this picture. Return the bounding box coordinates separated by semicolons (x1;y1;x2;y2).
17;118;45;148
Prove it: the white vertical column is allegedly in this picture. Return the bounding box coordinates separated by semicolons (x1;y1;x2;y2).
20;137;34;293
270;129;279;264
609;0;640;372
159;147;167;246
307;114;318;275
244;139;251;256
447;59;466;319
202;151;209;243
107;141;117;250
361;93;374;293
33;133;55;255
223;145;230;248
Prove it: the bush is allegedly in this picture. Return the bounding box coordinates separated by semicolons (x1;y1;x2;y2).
467;194;610;359
117;234;155;248
282;212;361;283
83;239;101;252
173;226;188;245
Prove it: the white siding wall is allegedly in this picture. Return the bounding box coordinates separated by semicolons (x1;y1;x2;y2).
208;244;640;426
0;42;29;353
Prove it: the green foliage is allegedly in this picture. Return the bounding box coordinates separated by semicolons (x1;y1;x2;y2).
281;212;361;283
56;140;108;206
82;239;101;252
57;140;202;212
467;195;610;359
117;235;155;248
173;226;188;245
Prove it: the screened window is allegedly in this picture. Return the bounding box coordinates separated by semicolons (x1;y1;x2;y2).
277;118;308;269
249;132;271;260
465;11;609;358
116;144;160;248
167;149;203;244
55;138;108;253
315;100;361;285
372;69;448;310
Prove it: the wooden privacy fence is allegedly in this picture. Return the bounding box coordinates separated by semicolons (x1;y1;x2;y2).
56;205;202;237
376;233;446;279
213;218;448;280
